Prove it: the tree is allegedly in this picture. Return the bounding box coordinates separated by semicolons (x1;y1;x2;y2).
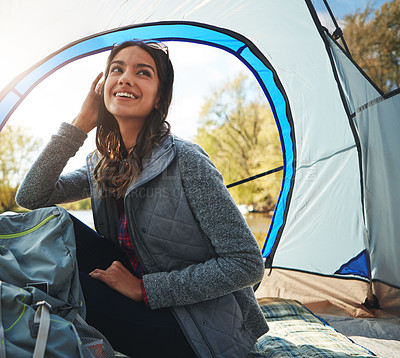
343;0;400;93
0;124;42;212
194;73;282;212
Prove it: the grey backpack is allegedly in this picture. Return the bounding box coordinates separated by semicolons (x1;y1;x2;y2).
0;206;114;358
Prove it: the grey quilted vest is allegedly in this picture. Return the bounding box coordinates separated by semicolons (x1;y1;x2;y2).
87;135;266;358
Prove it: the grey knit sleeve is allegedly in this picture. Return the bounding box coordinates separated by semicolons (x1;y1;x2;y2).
15;122;91;209
142;139;264;309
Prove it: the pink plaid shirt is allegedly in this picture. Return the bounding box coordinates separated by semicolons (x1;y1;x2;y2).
117;199;149;306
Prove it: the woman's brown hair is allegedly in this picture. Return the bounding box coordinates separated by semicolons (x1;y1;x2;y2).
93;41;174;198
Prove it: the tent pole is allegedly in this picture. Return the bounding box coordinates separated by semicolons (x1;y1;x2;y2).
322;0;352;57
226;166;283;189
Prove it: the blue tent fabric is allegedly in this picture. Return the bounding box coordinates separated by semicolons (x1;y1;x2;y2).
335;250;370;279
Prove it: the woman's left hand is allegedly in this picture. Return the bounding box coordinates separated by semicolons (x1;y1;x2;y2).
89;261;144;302
72;72;103;134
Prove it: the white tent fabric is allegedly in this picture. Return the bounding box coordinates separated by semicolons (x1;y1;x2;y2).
356;94;400;286
327;33;400;290
0;0;399;315
327;36;382;113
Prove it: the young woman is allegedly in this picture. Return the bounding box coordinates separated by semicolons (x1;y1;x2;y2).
16;41;268;358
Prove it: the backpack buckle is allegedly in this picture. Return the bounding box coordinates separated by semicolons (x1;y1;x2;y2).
30;301;52;338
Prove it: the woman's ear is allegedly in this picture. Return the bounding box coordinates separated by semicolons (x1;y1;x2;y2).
154;94;161;109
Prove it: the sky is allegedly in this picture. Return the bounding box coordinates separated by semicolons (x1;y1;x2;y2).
315;0;387;17
314;0;388;30
5;0;389;172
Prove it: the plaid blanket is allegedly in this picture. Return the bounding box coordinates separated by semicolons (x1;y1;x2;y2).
248;298;375;358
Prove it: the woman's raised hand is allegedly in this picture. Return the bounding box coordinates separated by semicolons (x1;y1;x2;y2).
72;72;104;133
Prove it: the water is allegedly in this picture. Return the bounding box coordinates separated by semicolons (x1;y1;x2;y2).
68;210;94;229
244;213;271;249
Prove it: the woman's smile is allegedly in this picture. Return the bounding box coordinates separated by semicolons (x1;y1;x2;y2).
114;91;137;99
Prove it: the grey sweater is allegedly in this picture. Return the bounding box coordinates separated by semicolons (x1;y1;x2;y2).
16;122;268;357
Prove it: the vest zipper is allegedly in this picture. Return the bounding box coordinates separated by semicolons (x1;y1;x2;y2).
0;214;57;239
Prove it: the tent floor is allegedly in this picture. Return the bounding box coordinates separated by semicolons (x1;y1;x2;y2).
319;314;400;357
255;269;400;357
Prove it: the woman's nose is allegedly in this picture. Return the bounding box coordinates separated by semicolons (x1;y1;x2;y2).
119;72;134;86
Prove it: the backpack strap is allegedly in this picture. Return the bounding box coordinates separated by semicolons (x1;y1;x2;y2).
0;281;6;358
32;301;51;358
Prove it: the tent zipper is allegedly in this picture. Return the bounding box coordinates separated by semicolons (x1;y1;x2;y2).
0;214;57;239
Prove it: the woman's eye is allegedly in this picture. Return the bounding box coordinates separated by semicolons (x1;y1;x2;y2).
138;70;151;77
110;66;122;74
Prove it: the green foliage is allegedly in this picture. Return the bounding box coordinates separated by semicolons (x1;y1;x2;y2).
0;184;19;213
0;124;42;212
343;0;400;92
194;73;282;212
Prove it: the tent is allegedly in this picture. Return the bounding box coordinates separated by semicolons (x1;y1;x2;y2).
1;0;399;355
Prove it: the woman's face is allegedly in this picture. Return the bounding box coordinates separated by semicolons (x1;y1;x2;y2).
104;46;160;127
